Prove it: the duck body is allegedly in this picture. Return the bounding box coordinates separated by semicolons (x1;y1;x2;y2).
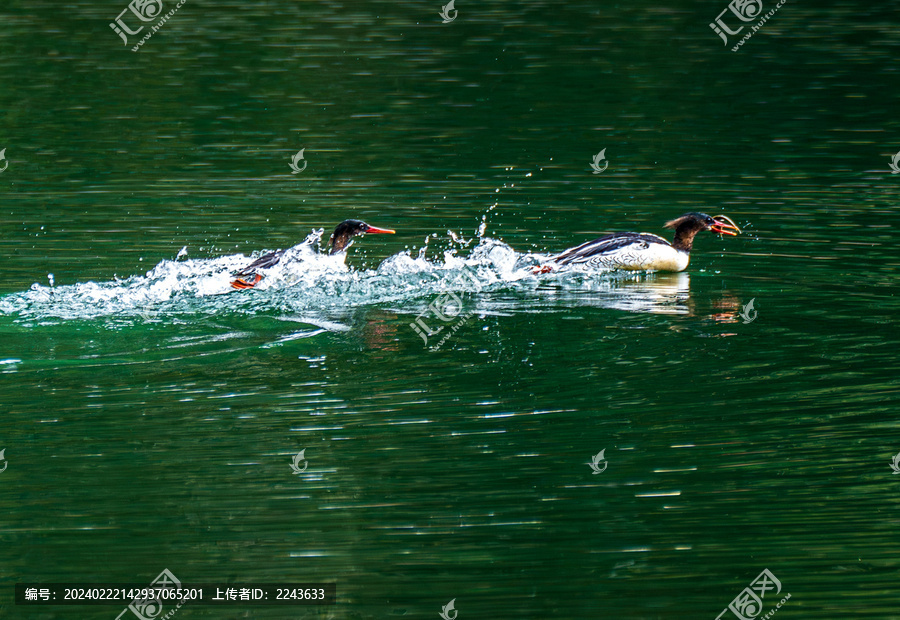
539;212;740;274
233;249;286;278
551;232;690;272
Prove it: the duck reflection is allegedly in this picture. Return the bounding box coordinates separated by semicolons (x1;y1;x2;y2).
711;293;747;323
540;271;694;315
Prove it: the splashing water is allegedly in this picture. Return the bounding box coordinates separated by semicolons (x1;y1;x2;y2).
0;227;694;325
0;229;534;322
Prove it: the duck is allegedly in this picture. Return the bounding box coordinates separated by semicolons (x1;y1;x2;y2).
231;219;395;289
535;212;740;273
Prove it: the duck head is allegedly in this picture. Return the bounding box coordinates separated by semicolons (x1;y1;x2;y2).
328;219;396;254
664;212;740;251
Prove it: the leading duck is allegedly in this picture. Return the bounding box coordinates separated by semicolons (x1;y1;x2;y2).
535;212;740;273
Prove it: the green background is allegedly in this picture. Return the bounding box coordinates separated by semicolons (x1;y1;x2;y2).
2;0;899;618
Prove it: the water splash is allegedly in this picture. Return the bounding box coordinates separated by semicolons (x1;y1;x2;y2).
0;228;692;324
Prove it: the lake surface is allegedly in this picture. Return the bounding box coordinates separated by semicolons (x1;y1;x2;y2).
2;1;900;618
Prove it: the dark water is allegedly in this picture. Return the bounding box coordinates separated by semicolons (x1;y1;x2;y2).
2;0;900;618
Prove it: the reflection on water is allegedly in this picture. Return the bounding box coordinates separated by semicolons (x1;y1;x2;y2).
535;271;693;315
712;292;753;325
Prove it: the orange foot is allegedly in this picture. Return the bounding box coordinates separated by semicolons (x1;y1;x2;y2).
532;265;553;274
230;274;263;290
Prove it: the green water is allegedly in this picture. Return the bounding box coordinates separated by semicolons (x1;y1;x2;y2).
3;1;900;618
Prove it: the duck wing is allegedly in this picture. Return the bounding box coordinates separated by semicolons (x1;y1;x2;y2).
552;232;669;265
233;249;285;277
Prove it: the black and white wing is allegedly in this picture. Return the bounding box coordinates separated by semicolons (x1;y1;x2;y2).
551;233;671;270
234;249;285;277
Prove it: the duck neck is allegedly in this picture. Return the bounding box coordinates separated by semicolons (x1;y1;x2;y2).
329;233;352;254
671;227;700;253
